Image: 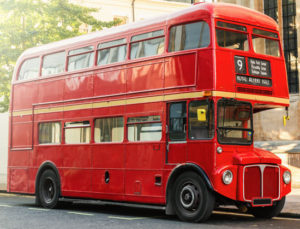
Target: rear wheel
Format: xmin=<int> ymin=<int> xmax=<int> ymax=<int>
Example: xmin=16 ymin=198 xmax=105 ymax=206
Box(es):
xmin=172 ymin=171 xmax=215 ymax=222
xmin=249 ymin=197 xmax=286 ymax=218
xmin=37 ymin=170 xmax=60 ymax=208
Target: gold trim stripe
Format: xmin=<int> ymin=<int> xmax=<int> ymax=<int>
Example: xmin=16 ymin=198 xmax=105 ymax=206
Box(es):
xmin=12 ymin=109 xmax=33 ymax=117
xmin=212 ymin=91 xmax=289 ymax=105
xmin=11 ymin=91 xmax=289 ymax=117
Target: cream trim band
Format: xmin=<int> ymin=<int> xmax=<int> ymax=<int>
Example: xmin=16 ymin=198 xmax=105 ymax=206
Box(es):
xmin=12 ymin=91 xmax=289 ymax=117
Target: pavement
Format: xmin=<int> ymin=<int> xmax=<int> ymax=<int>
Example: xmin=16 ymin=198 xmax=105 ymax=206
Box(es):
xmin=280 ymin=188 xmax=300 ymax=217
xmin=0 ymin=182 xmax=299 ymax=218
xmin=0 ymin=174 xmax=6 ymax=191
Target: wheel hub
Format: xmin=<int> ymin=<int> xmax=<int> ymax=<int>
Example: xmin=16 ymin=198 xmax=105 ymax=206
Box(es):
xmin=43 ymin=178 xmax=55 ymax=203
xmin=180 ymin=184 xmax=199 ymax=210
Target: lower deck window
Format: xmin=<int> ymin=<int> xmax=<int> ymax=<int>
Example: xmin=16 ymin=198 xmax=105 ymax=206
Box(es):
xmin=94 ymin=117 xmax=124 ymax=143
xmin=64 ymin=121 xmax=91 ymax=144
xmin=127 ymin=116 xmax=162 ymax=142
xmin=189 ymin=100 xmax=214 ymax=140
xmin=39 ymin=122 xmax=61 ymax=144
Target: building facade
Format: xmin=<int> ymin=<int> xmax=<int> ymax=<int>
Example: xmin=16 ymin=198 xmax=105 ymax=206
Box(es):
xmin=70 ymin=0 xmax=193 ymax=25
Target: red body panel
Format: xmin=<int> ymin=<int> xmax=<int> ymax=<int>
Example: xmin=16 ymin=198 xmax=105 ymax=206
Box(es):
xmin=8 ymin=3 xmax=291 ymax=209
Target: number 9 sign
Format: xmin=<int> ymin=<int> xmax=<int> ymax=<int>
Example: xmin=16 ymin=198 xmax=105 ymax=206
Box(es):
xmin=234 ymin=56 xmax=246 ymax=74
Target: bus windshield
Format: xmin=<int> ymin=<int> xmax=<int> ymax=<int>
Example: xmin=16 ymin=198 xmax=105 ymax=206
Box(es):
xmin=217 ymin=99 xmax=253 ymax=145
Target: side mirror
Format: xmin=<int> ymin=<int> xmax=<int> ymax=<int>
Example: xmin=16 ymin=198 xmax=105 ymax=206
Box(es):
xmin=197 ymin=109 xmax=207 ymax=122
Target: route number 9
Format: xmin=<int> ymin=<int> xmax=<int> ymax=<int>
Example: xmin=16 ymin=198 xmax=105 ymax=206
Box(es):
xmin=234 ymin=56 xmax=246 ymax=74
xmin=237 ymin=59 xmax=243 ymax=71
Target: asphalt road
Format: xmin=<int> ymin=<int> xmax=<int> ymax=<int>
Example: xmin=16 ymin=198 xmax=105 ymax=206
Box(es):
xmin=0 ymin=193 xmax=299 ymax=229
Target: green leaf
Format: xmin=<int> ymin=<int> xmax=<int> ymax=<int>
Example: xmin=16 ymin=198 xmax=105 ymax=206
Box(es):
xmin=0 ymin=0 xmax=118 ymax=112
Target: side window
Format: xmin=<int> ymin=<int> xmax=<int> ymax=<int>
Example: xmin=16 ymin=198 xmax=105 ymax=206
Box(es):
xmin=216 ymin=21 xmax=248 ymax=51
xmin=98 ymin=38 xmax=127 ymax=65
xmin=39 ymin=122 xmax=61 ymax=144
xmin=127 ymin=116 xmax=162 ymax=142
xmin=189 ymin=100 xmax=214 ymax=140
xmin=18 ymin=57 xmax=40 ymax=81
xmin=64 ymin=121 xmax=90 ymax=144
xmin=130 ymin=30 xmax=165 ymax=59
xmin=169 ymin=102 xmax=186 ymax=141
xmin=169 ymin=21 xmax=210 ymax=52
xmin=42 ymin=51 xmax=65 ymax=76
xmin=68 ymin=46 xmax=94 ymax=71
xmin=94 ymin=117 xmax=124 ymax=143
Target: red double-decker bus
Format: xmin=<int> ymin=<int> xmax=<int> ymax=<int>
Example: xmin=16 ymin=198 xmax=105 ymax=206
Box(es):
xmin=8 ymin=3 xmax=291 ymax=222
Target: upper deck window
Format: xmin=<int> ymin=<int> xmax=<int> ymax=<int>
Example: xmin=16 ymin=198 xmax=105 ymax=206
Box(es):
xmin=42 ymin=51 xmax=65 ymax=76
xmin=98 ymin=38 xmax=127 ymax=65
xmin=252 ymin=29 xmax=278 ymax=38
xmin=18 ymin=57 xmax=40 ymax=81
xmin=252 ymin=29 xmax=280 ymax=57
xmin=68 ymin=46 xmax=94 ymax=71
xmin=216 ymin=22 xmax=249 ymax=51
xmin=130 ymin=30 xmax=165 ymax=59
xmin=217 ymin=21 xmax=247 ymax=32
xmin=169 ymin=21 xmax=210 ymax=52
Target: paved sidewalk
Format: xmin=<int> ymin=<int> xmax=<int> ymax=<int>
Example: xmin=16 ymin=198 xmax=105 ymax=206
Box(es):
xmin=280 ymin=188 xmax=300 ymax=217
xmin=0 ymin=174 xmax=6 ymax=191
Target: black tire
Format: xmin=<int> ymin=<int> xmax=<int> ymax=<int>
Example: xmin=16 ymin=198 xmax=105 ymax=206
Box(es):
xmin=37 ymin=170 xmax=60 ymax=209
xmin=249 ymin=197 xmax=286 ymax=218
xmin=171 ymin=171 xmax=215 ymax=222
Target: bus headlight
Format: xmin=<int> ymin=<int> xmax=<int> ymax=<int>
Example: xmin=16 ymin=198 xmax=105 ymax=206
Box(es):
xmin=283 ymin=171 xmax=291 ymax=184
xmin=222 ymin=170 xmax=233 ymax=185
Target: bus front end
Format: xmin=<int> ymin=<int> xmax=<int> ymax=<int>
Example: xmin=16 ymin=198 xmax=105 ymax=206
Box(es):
xmin=211 ymin=6 xmax=291 ymax=217
xmin=212 ymin=98 xmax=291 ymax=217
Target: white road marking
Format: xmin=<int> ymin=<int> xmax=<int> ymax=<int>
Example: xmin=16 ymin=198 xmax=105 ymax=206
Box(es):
xmin=0 ymin=204 xmax=12 ymax=208
xmin=273 ymin=217 xmax=300 ymax=221
xmin=68 ymin=211 xmax=94 ymax=216
xmin=28 ymin=208 xmax=50 ymax=211
xmin=108 ymin=216 xmax=147 ymax=221
xmin=214 ymin=211 xmax=300 ymax=221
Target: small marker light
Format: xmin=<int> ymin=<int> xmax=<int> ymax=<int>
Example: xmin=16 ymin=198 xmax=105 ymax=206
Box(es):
xmin=217 ymin=146 xmax=223 ymax=154
xmin=203 ymin=91 xmax=212 ymax=97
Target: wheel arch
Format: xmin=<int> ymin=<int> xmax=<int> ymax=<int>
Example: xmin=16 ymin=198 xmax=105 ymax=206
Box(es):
xmin=35 ymin=161 xmax=61 ymax=198
xmin=165 ymin=163 xmax=214 ymax=215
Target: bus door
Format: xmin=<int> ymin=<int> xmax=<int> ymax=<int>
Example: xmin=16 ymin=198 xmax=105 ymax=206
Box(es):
xmin=166 ymin=102 xmax=187 ymax=164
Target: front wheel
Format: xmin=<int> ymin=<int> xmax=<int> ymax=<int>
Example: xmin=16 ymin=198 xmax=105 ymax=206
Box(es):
xmin=248 ymin=197 xmax=286 ymax=218
xmin=37 ymin=170 xmax=60 ymax=208
xmin=172 ymin=171 xmax=215 ymax=222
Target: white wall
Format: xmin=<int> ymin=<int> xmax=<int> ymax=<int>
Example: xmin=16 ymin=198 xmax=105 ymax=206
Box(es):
xmin=71 ymin=0 xmax=191 ymax=24
xmin=0 ymin=112 xmax=8 ymax=190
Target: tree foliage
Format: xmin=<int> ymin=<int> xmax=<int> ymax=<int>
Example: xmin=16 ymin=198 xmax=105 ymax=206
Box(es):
xmin=0 ymin=0 xmax=119 ymax=112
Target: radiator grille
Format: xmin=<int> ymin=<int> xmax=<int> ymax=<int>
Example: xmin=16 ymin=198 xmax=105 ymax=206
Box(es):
xmin=244 ymin=165 xmax=279 ymax=201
